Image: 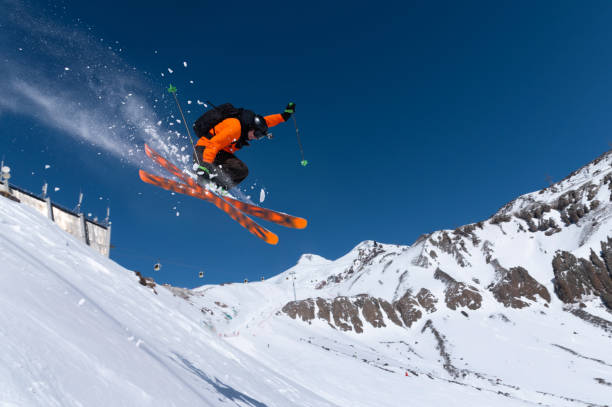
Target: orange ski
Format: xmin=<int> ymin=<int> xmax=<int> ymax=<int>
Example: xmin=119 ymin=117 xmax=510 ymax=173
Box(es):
xmin=143 ymin=144 xmax=307 ymax=229
xmin=139 ymin=170 xmax=279 ymax=245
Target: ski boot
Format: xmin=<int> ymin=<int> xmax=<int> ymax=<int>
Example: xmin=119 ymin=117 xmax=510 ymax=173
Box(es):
xmin=193 ymin=163 xmax=231 ymax=197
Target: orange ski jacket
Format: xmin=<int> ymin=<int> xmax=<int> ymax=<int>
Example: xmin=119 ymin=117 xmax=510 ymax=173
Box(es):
xmin=196 ymin=113 xmax=286 ymax=163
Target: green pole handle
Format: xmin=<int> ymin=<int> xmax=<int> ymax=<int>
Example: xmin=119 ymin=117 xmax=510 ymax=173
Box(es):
xmin=292 ymin=115 xmax=308 ymax=167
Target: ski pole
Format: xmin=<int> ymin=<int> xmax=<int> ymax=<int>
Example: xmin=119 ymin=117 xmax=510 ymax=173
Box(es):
xmin=292 ymin=114 xmax=308 ymax=166
xmin=167 ymin=84 xmax=202 ymax=166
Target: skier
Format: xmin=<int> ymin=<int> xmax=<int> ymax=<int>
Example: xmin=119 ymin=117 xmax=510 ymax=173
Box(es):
xmin=192 ymin=102 xmax=296 ymax=191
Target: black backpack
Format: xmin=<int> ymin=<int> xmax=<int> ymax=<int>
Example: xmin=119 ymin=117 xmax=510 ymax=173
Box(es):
xmin=193 ymin=103 xmax=244 ymax=139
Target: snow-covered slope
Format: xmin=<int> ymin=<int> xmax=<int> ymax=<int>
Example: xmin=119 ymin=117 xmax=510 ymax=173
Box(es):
xmin=0 ymin=198 xmax=333 ymax=406
xmin=1 ymin=150 xmax=611 ymax=407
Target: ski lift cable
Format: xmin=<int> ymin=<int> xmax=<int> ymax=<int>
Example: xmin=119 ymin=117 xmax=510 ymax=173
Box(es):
xmin=111 ymin=247 xmax=205 ymax=270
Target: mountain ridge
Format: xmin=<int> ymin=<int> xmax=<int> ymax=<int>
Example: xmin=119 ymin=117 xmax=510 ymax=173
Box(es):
xmin=269 ymin=150 xmax=612 ymax=333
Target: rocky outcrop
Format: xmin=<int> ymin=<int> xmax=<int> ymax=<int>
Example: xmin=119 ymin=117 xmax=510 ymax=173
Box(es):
xmin=331 ymin=297 xmax=364 ymax=332
xmin=453 ymin=223 xmax=482 ymax=247
xmin=429 ymin=232 xmax=472 ymax=267
xmin=355 ymin=296 xmax=386 ymax=328
xmin=514 ymin=204 xmax=562 ymax=235
xmin=434 ymin=268 xmax=482 ymax=310
xmin=379 ymin=299 xmax=404 ymax=326
xmin=316 ymin=298 xmax=331 ymax=322
xmin=282 ymin=289 xmax=437 ymax=332
xmin=552 ymin=240 xmax=612 ymax=309
xmin=134 ymin=271 xmax=157 ymax=293
xmin=284 ymin=296 xmax=367 ymax=332
xmin=490 ymin=214 xmax=512 ymax=225
xmin=553 ymin=183 xmax=600 ymax=226
xmin=283 ymin=298 xmax=316 ymax=322
xmin=416 ymin=288 xmax=438 ymax=313
xmin=488 ymin=261 xmax=551 ymax=308
xmin=393 ymin=291 xmax=422 ymax=327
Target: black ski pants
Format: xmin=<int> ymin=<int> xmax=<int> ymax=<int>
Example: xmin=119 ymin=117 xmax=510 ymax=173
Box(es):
xmin=194 ymin=145 xmax=248 ymax=189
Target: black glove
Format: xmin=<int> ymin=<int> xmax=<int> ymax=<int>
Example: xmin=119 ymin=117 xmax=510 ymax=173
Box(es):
xmin=281 ymin=102 xmax=296 ymax=121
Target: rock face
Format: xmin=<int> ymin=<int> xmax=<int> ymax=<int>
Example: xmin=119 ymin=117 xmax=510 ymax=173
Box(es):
xmin=134 ymin=271 xmax=156 ymax=291
xmin=434 ymin=269 xmax=482 ymax=310
xmin=282 ymin=289 xmax=438 ymax=332
xmin=416 ymin=288 xmax=438 ymax=313
xmin=428 ymin=232 xmax=471 ymax=267
xmin=553 ymin=183 xmax=599 ymax=226
xmin=282 ymin=298 xmax=316 ymax=322
xmin=330 ymin=297 xmax=364 ymax=332
xmin=488 ymin=261 xmax=551 ymax=308
xmin=552 ymin=239 xmax=612 ymax=309
xmin=283 ymin=269 xmax=487 ymax=331
xmin=393 ymin=291 xmax=422 ymax=327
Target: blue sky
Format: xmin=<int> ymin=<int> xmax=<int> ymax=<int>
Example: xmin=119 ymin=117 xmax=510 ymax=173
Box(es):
xmin=1 ymin=0 xmax=611 ymax=288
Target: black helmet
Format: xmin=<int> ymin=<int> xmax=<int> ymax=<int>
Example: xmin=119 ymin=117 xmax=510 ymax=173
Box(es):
xmin=252 ymin=115 xmax=270 ymax=139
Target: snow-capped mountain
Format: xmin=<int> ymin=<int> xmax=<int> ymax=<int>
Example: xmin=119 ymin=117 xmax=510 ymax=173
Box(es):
xmin=1 ymin=150 xmax=611 ymax=406
xmin=271 ymin=149 xmax=612 ymax=333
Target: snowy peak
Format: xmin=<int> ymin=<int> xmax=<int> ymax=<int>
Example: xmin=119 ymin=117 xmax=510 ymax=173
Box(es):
xmin=296 ymin=253 xmax=331 ymax=266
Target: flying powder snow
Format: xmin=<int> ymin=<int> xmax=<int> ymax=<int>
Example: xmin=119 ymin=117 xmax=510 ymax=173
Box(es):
xmin=0 ymin=0 xmax=193 ymax=172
